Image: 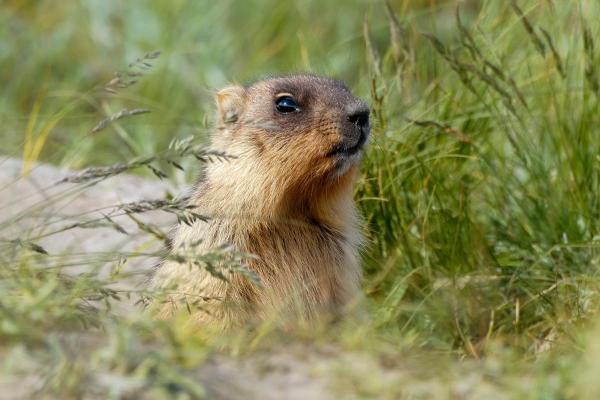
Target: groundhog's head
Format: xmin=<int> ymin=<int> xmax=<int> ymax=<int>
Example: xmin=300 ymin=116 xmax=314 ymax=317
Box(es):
xmin=213 ymin=75 xmax=369 ymax=181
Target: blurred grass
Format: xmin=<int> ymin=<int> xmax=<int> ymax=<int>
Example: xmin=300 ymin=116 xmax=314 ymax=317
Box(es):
xmin=1 ymin=0 xmax=479 ymax=168
xmin=2 ymin=0 xmax=600 ymax=398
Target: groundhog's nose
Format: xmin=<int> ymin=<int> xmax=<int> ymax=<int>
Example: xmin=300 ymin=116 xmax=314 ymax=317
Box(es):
xmin=328 ymin=101 xmax=370 ymax=158
xmin=346 ymin=105 xmax=370 ymax=130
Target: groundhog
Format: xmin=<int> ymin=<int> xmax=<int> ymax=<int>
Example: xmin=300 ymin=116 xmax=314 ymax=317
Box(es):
xmin=150 ymin=74 xmax=370 ymax=326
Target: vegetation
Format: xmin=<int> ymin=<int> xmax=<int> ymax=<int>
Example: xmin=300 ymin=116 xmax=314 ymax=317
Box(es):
xmin=1 ymin=0 xmax=600 ymax=398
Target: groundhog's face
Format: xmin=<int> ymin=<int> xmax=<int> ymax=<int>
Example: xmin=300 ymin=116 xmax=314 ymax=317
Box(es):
xmin=214 ymin=75 xmax=370 ymax=183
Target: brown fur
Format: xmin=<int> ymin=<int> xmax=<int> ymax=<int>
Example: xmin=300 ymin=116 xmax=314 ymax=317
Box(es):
xmin=150 ymin=74 xmax=369 ymax=326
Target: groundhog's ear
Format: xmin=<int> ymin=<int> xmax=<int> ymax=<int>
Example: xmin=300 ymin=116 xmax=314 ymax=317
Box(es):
xmin=216 ymin=85 xmax=246 ymax=125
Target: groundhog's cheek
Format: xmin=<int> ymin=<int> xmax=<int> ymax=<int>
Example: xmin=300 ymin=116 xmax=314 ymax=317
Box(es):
xmin=307 ymin=129 xmax=340 ymax=154
xmin=299 ymin=136 xmax=336 ymax=165
xmin=258 ymin=133 xmax=338 ymax=180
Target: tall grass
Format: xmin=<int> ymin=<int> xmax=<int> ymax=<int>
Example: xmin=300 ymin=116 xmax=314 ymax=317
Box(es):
xmin=358 ymin=0 xmax=600 ymax=352
xmin=1 ymin=0 xmax=600 ymax=398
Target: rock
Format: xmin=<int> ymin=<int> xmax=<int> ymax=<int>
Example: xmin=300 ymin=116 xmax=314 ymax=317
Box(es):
xmin=0 ymin=157 xmax=176 ymax=258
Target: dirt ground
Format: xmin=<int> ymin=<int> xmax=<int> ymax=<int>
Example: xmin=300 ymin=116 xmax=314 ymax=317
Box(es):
xmin=1 ymin=157 xmax=500 ymax=400
xmin=0 ymin=157 xmax=346 ymax=400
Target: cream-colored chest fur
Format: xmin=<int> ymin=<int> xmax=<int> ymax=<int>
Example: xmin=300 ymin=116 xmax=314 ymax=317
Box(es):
xmin=151 ymin=210 xmax=361 ymax=323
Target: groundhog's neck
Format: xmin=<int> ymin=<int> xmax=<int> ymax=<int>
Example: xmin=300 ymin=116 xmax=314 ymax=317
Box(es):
xmin=193 ymin=157 xmax=359 ymax=236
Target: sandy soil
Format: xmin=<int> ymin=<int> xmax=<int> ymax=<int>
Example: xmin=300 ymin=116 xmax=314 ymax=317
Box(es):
xmin=0 ymin=157 xmax=343 ymax=400
xmin=0 ymin=157 xmax=497 ymax=400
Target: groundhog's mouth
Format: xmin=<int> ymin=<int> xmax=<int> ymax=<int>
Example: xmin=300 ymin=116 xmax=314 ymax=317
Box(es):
xmin=327 ymin=130 xmax=368 ymax=158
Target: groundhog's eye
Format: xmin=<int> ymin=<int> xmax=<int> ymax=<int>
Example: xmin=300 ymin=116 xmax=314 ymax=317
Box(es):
xmin=275 ymin=96 xmax=299 ymax=113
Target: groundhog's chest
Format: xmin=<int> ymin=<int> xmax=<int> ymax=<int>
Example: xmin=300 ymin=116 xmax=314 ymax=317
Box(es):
xmin=199 ymin=219 xmax=359 ymax=306
xmin=166 ymin=214 xmax=361 ymax=315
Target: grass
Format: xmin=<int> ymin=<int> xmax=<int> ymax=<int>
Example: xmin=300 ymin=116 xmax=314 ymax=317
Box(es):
xmin=2 ymin=0 xmax=600 ymax=398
